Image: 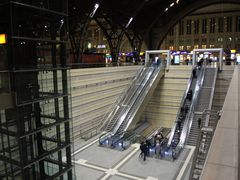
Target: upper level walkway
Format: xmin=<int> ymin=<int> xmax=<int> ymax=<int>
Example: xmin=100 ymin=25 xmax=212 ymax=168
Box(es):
xmin=201 ymin=65 xmax=239 ymax=180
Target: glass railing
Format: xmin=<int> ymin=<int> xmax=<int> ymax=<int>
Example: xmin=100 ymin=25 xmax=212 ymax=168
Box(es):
xmin=104 ymin=67 xmax=151 ymax=132
xmin=167 ymin=69 xmax=194 ymax=147
xmin=113 ymin=64 xmax=164 ymax=136
xmin=99 ymin=66 xmax=145 ymax=131
xmin=172 ymin=65 xmax=206 ymax=159
xmin=99 ymin=64 xmax=165 ymax=146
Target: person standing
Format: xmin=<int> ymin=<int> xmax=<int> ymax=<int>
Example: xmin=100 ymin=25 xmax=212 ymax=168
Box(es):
xmin=140 ymin=141 xmax=148 ymax=161
xmin=198 ymin=118 xmax=202 ymax=128
xmin=192 ymin=67 xmax=197 ymax=78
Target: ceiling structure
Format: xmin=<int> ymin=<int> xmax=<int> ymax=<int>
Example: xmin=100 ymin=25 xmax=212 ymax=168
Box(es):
xmin=68 ymin=0 xmax=240 ymax=61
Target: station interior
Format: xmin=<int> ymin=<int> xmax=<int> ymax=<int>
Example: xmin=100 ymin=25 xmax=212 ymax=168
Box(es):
xmin=0 ymin=0 xmax=239 ymax=180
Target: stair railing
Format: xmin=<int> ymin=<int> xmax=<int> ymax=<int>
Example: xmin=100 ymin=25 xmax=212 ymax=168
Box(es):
xmin=98 ymin=66 xmax=145 ymax=131
xmin=114 ymin=65 xmax=165 ymax=136
xmin=172 ymin=65 xmax=206 ymax=159
xmin=167 ymin=69 xmax=194 ymax=147
xmin=111 ymin=66 xmax=159 ymax=135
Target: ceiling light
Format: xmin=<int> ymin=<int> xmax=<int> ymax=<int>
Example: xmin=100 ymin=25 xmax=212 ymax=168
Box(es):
xmin=125 ymin=17 xmax=133 ymax=28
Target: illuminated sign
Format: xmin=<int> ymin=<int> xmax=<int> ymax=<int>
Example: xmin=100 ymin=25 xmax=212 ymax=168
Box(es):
xmin=0 ymin=34 xmax=6 ymax=44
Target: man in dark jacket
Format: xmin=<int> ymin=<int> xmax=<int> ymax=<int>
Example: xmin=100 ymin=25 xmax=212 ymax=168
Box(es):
xmin=140 ymin=141 xmax=148 ymax=161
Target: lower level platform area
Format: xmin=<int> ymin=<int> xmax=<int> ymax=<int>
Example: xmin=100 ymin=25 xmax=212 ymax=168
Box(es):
xmin=69 ymin=137 xmax=195 ymax=180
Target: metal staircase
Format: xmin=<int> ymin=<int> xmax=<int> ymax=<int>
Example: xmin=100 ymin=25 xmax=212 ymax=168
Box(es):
xmin=188 ymin=67 xmax=218 ymax=180
xmin=187 ymin=68 xmax=217 ymax=146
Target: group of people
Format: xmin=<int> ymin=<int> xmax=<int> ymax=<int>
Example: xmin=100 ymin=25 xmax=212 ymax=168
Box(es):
xmin=140 ymin=131 xmax=165 ymax=161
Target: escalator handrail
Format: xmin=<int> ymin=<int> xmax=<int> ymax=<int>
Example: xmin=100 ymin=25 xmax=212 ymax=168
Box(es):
xmin=108 ymin=67 xmax=155 ymax=134
xmin=178 ymin=65 xmax=207 ymax=148
xmin=101 ymin=66 xmax=146 ymax=131
xmin=105 ymin=67 xmax=152 ymax=132
xmin=99 ymin=131 xmax=111 ymax=144
xmin=115 ymin=65 xmax=165 ymax=136
xmin=99 ymin=66 xmax=146 ymax=130
xmin=167 ymin=68 xmax=194 ymax=147
xmin=111 ymin=66 xmax=159 ymax=135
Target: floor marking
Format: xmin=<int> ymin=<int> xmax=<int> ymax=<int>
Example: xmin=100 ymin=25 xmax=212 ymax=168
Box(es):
xmin=106 ymin=169 xmax=118 ymax=175
xmin=73 ymin=160 xmax=108 ymax=172
xmin=176 ymin=145 xmax=195 ymax=180
xmin=76 ymin=159 xmax=87 ymax=164
xmin=72 ymin=138 xmax=99 ymax=156
xmin=116 ymin=172 xmax=146 ymax=180
xmin=100 ymin=143 xmax=140 ymax=180
xmin=146 ymin=176 xmax=159 ymax=180
xmin=114 ymin=144 xmax=140 ymax=169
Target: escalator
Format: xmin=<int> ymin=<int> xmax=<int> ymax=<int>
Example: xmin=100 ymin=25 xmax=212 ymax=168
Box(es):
xmin=161 ymin=65 xmax=218 ymax=160
xmin=186 ymin=67 xmax=217 ymax=146
xmin=99 ymin=64 xmax=165 ymax=149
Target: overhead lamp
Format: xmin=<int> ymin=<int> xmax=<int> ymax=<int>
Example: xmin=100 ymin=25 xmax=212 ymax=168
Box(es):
xmin=176 ymin=0 xmax=180 ymax=4
xmin=165 ymin=8 xmax=169 ymax=12
xmin=125 ymin=17 xmax=133 ymax=28
xmin=170 ymin=3 xmax=174 ymax=7
xmin=90 ymin=3 xmax=100 ymax=18
xmin=58 ymin=19 xmax=64 ymax=31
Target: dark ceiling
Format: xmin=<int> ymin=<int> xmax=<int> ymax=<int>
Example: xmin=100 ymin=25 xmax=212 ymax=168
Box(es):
xmin=69 ymin=0 xmax=240 ymax=48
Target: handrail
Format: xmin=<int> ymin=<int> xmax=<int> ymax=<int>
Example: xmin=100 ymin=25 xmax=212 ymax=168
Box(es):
xmin=172 ymin=65 xmax=206 ymax=158
xmin=111 ymin=66 xmax=158 ymax=135
xmin=99 ymin=131 xmax=112 ymax=145
xmin=98 ymin=66 xmax=145 ymax=131
xmin=204 ymin=68 xmax=218 ymax=127
xmin=108 ymin=67 xmax=153 ymax=134
xmin=189 ymin=68 xmax=218 ymax=179
xmin=181 ymin=65 xmax=206 ymax=146
xmin=115 ymin=65 xmax=165 ymax=136
xmin=167 ymin=68 xmax=194 ymax=147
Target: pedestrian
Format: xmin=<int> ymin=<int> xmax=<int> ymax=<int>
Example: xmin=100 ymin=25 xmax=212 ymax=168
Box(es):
xmin=184 ymin=105 xmax=189 ymax=114
xmin=192 ymin=67 xmax=197 ymax=78
xmin=155 ymin=139 xmax=161 ymax=159
xmin=177 ymin=120 xmax=182 ymax=131
xmin=140 ymin=141 xmax=148 ymax=161
xmin=198 ymin=118 xmax=202 ymax=128
xmin=187 ymin=89 xmax=193 ymax=101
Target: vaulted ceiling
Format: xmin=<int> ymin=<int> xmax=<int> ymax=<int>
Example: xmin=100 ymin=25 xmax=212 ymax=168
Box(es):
xmin=69 ymin=0 xmax=240 ymax=49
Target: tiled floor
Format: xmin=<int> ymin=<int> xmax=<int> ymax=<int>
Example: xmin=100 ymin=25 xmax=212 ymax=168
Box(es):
xmin=71 ymin=137 xmax=194 ymax=180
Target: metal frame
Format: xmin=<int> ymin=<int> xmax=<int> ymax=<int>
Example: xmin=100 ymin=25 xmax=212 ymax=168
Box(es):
xmin=192 ymin=48 xmax=223 ymax=71
xmin=0 ymin=1 xmax=73 ymax=179
xmin=145 ymin=50 xmax=171 ymax=70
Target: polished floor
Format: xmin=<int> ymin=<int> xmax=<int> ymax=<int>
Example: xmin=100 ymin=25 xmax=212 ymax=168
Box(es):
xmin=69 ymin=136 xmax=195 ymax=180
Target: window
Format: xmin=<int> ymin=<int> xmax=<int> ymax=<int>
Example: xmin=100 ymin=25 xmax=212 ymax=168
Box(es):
xmin=186 ymin=20 xmax=191 ymax=34
xmin=210 ymin=45 xmax=214 ymax=48
xmin=186 ymin=46 xmax=191 ymax=50
xmin=217 ymin=38 xmax=223 ymax=42
xmin=218 ymin=17 xmax=224 ymax=33
xmin=194 ymin=45 xmax=199 ymax=49
xmin=179 ymin=46 xmax=184 ymax=50
xmin=169 ymin=40 xmax=174 ymax=44
xmin=236 ymin=16 xmax=240 ymax=32
xmin=202 ymin=18 xmax=207 ymax=33
xmin=226 ymin=17 xmax=232 ymax=32
xmin=169 ymin=46 xmax=174 ymax=50
xmin=179 ymin=21 xmax=184 ymax=35
xmin=202 ymin=38 xmax=207 ymax=43
xmin=210 ymin=18 xmax=215 ymax=33
xmin=202 ymin=45 xmax=207 ymax=49
xmin=194 ymin=19 xmax=199 ymax=34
